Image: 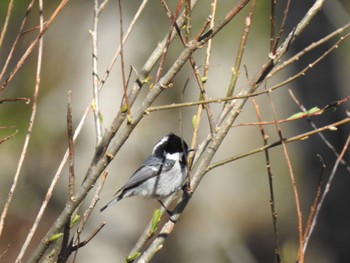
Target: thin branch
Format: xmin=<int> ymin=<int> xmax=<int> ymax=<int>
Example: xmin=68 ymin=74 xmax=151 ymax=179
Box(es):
xmin=10 ymin=0 xmax=44 ymax=261
xmin=71 ymin=223 xmax=106 ymax=252
xmin=268 ymin=33 xmax=350 ymax=91
xmin=72 ymin=171 xmax=108 ymax=261
xmin=90 ymin=0 xmax=104 ymax=144
xmin=0 ymin=245 xmax=10 ymax=259
xmin=267 ymin=22 xmax=350 ymax=79
xmin=216 ymin=0 xmax=256 ymax=134
xmin=204 ymin=1 xmax=216 ymax=78
xmin=208 ymin=117 xmax=350 ymax=171
xmin=269 ymin=0 xmax=276 ymax=52
xmin=23 ymin=97 xmax=93 ymax=263
xmin=184 ymin=0 xmax=192 ymax=42
xmin=188 ymin=0 xmax=217 ymax=173
xmin=155 ymin=0 xmax=183 ymax=84
xmin=146 ymin=91 xmax=268 ymax=112
xmin=252 ymin=98 xmax=281 ymax=263
xmin=118 ymin=0 xmax=131 ymax=117
xmin=169 ymin=11 xmax=216 ymax=135
xmin=273 ymin=0 xmax=326 ymax=63
xmin=266 ymin=92 xmax=303 ymax=262
xmin=187 ymin=46 xmax=216 ymax=135
xmin=76 ymin=170 xmax=108 ymax=237
xmin=20 ymin=21 xmax=49 ymax=35
xmin=0 ymin=0 xmax=35 ymax=83
xmin=0 ymin=0 xmax=14 ymax=49
xmin=0 ymin=130 xmax=18 ymax=145
xmin=289 ymin=90 xmax=350 ymax=173
xmin=302 ymin=155 xmax=325 ymax=247
xmin=300 ymin=134 xmax=350 ymax=258
xmin=226 ymin=0 xmax=256 ymax=97
xmin=251 ymin=0 xmax=326 ymax=88
xmin=147 ymin=91 xmax=349 ymax=114
xmin=67 ymin=91 xmax=75 ymax=200
xmin=0 ymin=97 xmax=30 ymax=104
xmin=1 ymin=0 xmax=69 ymax=89
xmin=97 ymin=0 xmax=148 ymax=90
xmin=271 ymin=0 xmax=291 ymax=53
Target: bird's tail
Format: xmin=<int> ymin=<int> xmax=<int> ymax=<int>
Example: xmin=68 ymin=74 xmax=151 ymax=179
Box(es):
xmin=99 ymin=195 xmax=122 ymax=212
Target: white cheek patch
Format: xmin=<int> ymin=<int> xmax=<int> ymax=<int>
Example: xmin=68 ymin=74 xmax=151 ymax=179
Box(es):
xmin=165 ymin=152 xmax=182 ymax=161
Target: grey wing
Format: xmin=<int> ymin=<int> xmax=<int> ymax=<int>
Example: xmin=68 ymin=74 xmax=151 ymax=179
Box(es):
xmin=99 ymin=158 xmax=175 ymax=212
xmin=116 ymin=157 xmax=175 ymax=193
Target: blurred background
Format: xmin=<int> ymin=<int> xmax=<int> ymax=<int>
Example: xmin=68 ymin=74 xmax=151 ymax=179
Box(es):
xmin=0 ymin=1 xmax=350 ymax=262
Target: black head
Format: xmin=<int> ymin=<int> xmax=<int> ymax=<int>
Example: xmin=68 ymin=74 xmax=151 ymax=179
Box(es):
xmin=152 ymin=133 xmax=189 ymax=157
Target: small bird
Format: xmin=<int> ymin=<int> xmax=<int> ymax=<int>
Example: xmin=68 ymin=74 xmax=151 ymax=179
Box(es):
xmin=100 ymin=133 xmax=193 ymax=215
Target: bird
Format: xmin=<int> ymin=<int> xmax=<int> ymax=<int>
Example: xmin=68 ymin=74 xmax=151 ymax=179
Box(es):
xmin=99 ymin=133 xmax=193 ymax=216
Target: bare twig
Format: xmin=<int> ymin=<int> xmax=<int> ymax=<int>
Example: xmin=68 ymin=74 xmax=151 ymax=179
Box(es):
xmin=302 ymin=155 xmax=325 ymax=247
xmin=0 ymin=130 xmax=18 ymax=145
xmin=0 ymin=0 xmax=14 ymax=49
xmin=266 ymin=92 xmax=303 ymax=262
xmin=188 ymin=0 xmax=217 ymax=172
xmin=273 ymin=0 xmax=326 ymax=63
xmin=184 ymin=0 xmax=192 ymax=42
xmin=90 ymin=0 xmax=106 ymax=144
xmin=267 ymin=22 xmax=350 ymax=79
xmin=289 ymin=90 xmax=350 ymax=173
xmin=173 ymin=11 xmax=217 ymax=135
xmin=55 ymin=95 xmax=77 ymax=260
xmin=1 ymin=0 xmax=69 ymax=89
xmin=271 ymin=0 xmax=291 ymax=53
xmin=118 ymin=0 xmax=131 ymax=117
xmin=226 ymin=0 xmax=256 ymax=97
xmin=67 ymin=91 xmax=75 ymax=200
xmin=208 ymin=117 xmax=350 ymax=171
xmin=0 ymin=0 xmax=35 ymax=83
xmin=97 ymin=0 xmax=148 ymax=90
xmin=76 ymin=170 xmax=108 ymax=237
xmin=269 ymin=0 xmax=276 ymax=52
xmin=252 ymin=98 xmax=281 ymax=263
xmin=268 ymin=33 xmax=350 ymax=91
xmin=0 ymin=97 xmax=30 ymax=104
xmin=20 ymin=21 xmax=49 ymax=35
xmin=0 ymin=244 xmax=10 ymax=259
xmin=251 ymin=0 xmax=326 ymax=88
xmin=147 ymin=92 xmax=349 ymax=114
xmin=301 ymin=134 xmax=350 ymax=258
xmin=72 ymin=171 xmax=108 ymax=261
xmin=156 ymin=0 xmax=183 ymax=83
xmin=10 ymin=0 xmax=44 ymax=261
xmin=71 ymin=223 xmax=106 ymax=252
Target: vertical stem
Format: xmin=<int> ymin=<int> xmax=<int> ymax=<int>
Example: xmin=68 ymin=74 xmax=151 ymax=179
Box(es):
xmin=13 ymin=0 xmax=44 ymax=261
xmin=92 ymin=0 xmax=103 ymax=144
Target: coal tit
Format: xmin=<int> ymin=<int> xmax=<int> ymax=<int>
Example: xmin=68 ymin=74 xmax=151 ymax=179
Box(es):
xmin=100 ymin=133 xmax=193 ymax=215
